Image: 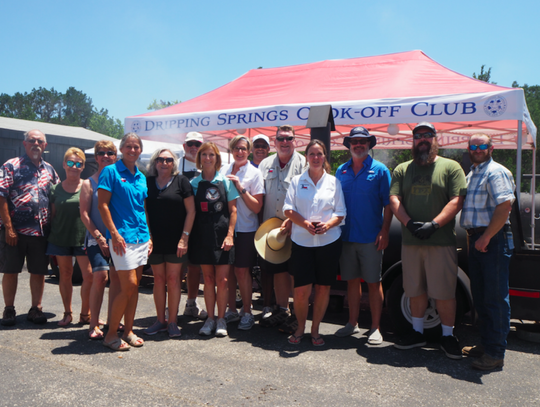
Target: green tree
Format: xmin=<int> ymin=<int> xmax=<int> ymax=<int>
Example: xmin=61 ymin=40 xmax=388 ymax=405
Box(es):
xmin=147 ymin=99 xmax=180 ymax=111
xmin=88 ymin=108 xmax=124 ymax=139
xmin=473 ymin=65 xmax=497 ymax=84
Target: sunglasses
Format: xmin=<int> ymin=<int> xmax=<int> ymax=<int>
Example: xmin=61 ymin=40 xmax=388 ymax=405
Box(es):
xmin=276 ymin=136 xmax=294 ymax=142
xmin=186 ymin=141 xmax=202 ymax=148
xmin=253 ymin=144 xmax=268 ymax=149
xmin=233 ymin=147 xmax=248 ymax=152
xmin=96 ymin=151 xmax=116 ymax=157
xmin=26 ymin=138 xmax=45 ymax=145
xmin=157 ymin=157 xmax=174 ymax=164
xmin=349 ymin=138 xmax=370 ymax=145
xmin=66 ymin=160 xmax=83 ymax=168
xmin=413 ymin=132 xmax=436 ymax=140
xmin=469 ymin=144 xmax=490 ymax=151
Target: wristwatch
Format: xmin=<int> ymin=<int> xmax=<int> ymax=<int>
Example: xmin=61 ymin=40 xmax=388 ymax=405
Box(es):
xmin=241 ymin=188 xmax=247 ymax=194
xmin=183 ymin=231 xmax=190 ymax=236
xmin=432 ymin=221 xmax=440 ymax=229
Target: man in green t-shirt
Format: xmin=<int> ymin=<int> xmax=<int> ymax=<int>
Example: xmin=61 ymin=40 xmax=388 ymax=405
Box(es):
xmin=389 ymin=122 xmax=467 ymax=360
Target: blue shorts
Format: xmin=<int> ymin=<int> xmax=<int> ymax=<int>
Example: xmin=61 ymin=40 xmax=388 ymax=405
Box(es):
xmin=86 ymin=244 xmax=111 ymax=272
xmin=46 ymin=242 xmax=86 ymax=257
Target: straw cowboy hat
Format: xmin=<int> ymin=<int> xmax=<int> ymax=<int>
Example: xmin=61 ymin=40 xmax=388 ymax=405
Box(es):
xmin=254 ymin=217 xmax=292 ymax=264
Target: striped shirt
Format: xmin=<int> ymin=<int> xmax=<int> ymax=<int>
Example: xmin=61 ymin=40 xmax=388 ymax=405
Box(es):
xmin=0 ymin=154 xmax=59 ymax=236
xmin=460 ymin=158 xmax=515 ymax=229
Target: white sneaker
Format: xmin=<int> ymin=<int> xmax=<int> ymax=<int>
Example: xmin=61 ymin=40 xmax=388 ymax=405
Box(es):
xmin=199 ymin=318 xmax=216 ymax=336
xmin=215 ymin=318 xmax=228 ymax=337
xmin=367 ymin=328 xmax=383 ymax=345
xmin=334 ymin=323 xmax=361 ymax=337
xmin=238 ymin=313 xmax=255 ymax=331
xmin=261 ymin=306 xmax=273 ymax=320
xmin=224 ymin=309 xmax=240 ymax=324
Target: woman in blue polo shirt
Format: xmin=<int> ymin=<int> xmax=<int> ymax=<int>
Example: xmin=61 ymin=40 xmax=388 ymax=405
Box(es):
xmin=98 ymin=133 xmax=151 ymax=351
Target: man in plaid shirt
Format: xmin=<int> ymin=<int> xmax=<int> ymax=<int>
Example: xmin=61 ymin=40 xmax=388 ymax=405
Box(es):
xmin=0 ymin=129 xmax=59 ymax=326
xmin=460 ymin=133 xmax=515 ymax=371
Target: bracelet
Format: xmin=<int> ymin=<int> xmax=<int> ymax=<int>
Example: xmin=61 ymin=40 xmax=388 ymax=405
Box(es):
xmin=95 ymin=233 xmax=102 ymax=240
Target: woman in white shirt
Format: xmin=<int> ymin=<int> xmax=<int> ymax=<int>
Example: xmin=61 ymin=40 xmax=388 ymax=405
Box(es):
xmin=283 ymin=139 xmax=346 ymax=346
xmin=220 ymin=135 xmax=265 ymax=330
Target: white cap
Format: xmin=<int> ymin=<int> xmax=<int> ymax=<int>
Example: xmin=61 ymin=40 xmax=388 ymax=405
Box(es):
xmin=185 ymin=132 xmax=203 ymax=143
xmin=252 ymin=134 xmax=270 ymax=146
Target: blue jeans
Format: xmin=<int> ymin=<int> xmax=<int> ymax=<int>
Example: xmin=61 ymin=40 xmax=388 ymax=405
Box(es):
xmin=468 ymin=225 xmax=513 ymax=359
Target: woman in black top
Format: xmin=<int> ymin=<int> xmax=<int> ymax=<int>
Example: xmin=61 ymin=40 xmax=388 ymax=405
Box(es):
xmin=145 ymin=149 xmax=195 ymax=338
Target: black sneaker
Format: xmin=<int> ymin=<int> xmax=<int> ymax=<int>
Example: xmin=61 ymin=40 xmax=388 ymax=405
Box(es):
xmin=393 ymin=330 xmax=426 ymax=350
xmin=278 ymin=313 xmax=298 ymax=334
xmin=259 ymin=307 xmax=290 ymax=328
xmin=1 ymin=306 xmax=16 ymax=326
xmin=440 ymin=335 xmax=462 ymax=359
xmin=27 ymin=306 xmax=47 ymax=324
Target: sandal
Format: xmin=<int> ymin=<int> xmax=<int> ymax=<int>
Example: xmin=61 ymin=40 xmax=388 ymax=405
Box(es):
xmin=58 ymin=312 xmax=72 ymax=327
xmin=288 ymin=334 xmax=304 ymax=345
xmin=79 ymin=313 xmax=91 ymax=325
xmin=311 ymin=335 xmax=325 ymax=347
xmin=123 ymin=333 xmax=144 ymax=347
xmin=103 ymin=337 xmax=130 ymax=351
xmin=89 ymin=326 xmax=104 ymax=340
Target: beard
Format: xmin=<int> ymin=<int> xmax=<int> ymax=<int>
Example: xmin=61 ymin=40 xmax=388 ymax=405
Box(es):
xmin=351 ymin=148 xmax=369 ymax=160
xmin=412 ymin=139 xmax=438 ymax=166
xmin=469 ymin=149 xmax=492 ymax=164
xmin=30 ymin=147 xmax=42 ymax=160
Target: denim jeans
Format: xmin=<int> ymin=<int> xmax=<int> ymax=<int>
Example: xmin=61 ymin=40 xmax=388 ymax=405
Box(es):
xmin=468 ymin=225 xmax=513 ymax=359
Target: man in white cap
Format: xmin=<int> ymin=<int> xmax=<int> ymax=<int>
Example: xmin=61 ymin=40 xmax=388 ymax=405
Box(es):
xmin=258 ymin=125 xmax=305 ymax=331
xmin=251 ymin=134 xmax=270 ymax=168
xmin=181 ymin=132 xmax=207 ymax=319
xmin=334 ymin=127 xmax=392 ymax=345
xmin=389 ymin=122 xmax=467 ymax=360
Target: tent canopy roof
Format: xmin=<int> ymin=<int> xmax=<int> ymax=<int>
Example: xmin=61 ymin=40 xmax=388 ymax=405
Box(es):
xmin=126 ymin=50 xmax=536 ymax=151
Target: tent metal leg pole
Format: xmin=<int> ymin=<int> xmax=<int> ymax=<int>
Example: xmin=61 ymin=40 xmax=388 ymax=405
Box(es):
xmin=531 ymin=146 xmax=536 ymax=250
xmin=516 ymin=120 xmax=523 ymax=202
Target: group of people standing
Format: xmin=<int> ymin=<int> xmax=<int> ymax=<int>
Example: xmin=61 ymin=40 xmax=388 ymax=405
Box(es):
xmin=0 ymin=123 xmax=515 ymax=371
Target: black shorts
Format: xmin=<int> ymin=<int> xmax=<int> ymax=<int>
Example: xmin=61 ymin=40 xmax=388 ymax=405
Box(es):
xmin=233 ymin=231 xmax=257 ymax=268
xmin=0 ymin=229 xmax=49 ymax=275
xmin=289 ymin=239 xmax=342 ymax=288
xmin=259 ymin=257 xmax=290 ymax=275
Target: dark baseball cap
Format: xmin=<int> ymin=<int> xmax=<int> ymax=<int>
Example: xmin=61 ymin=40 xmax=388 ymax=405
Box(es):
xmin=413 ymin=122 xmax=436 ymax=135
xmin=343 ymin=126 xmax=376 ymax=149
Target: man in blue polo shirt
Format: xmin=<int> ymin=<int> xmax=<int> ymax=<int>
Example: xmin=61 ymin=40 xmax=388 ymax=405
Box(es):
xmin=334 ymin=127 xmax=392 ymax=345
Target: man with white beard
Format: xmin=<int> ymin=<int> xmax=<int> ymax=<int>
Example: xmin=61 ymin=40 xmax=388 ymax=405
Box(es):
xmin=389 ymin=122 xmax=467 ymax=360
xmin=0 ymin=130 xmax=59 ymax=326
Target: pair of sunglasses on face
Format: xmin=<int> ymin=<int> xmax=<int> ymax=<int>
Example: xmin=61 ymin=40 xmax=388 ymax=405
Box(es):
xmin=96 ymin=151 xmax=116 ymax=157
xmin=66 ymin=160 xmax=83 ymax=168
xmin=349 ymin=138 xmax=370 ymax=145
xmin=276 ymin=136 xmax=294 ymax=142
xmin=26 ymin=138 xmax=45 ymax=145
xmin=186 ymin=141 xmax=202 ymax=148
xmin=413 ymin=132 xmax=436 ymax=140
xmin=469 ymin=144 xmax=490 ymax=151
xmin=157 ymin=157 xmax=174 ymax=164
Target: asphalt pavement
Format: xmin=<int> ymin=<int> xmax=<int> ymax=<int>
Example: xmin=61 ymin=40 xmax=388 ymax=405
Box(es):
xmin=0 ymin=269 xmax=539 ymax=406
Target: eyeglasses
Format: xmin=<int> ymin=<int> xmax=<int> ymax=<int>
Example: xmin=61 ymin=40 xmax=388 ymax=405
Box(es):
xmin=66 ymin=160 xmax=83 ymax=168
xmin=26 ymin=138 xmax=45 ymax=145
xmin=469 ymin=144 xmax=490 ymax=151
xmin=413 ymin=132 xmax=436 ymax=140
xmin=253 ymin=144 xmax=268 ymax=149
xmin=96 ymin=151 xmax=116 ymax=157
xmin=349 ymin=138 xmax=370 ymax=145
xmin=157 ymin=157 xmax=174 ymax=164
xmin=233 ymin=147 xmax=248 ymax=152
xmin=276 ymin=136 xmax=294 ymax=142
xmin=186 ymin=141 xmax=202 ymax=148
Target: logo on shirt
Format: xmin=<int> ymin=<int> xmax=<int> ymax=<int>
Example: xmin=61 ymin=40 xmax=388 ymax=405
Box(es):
xmin=121 ymin=178 xmax=127 ymax=183
xmin=411 ymin=175 xmax=432 ymax=196
xmin=268 ymin=169 xmax=274 ymax=173
xmin=341 ymin=169 xmax=347 ymax=174
xmin=214 ymin=202 xmax=224 ymax=212
xmin=206 ymin=187 xmax=221 ymax=201
xmin=300 ymin=184 xmax=309 ymax=189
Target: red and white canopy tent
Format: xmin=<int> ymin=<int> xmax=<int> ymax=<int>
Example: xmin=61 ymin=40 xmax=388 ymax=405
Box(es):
xmin=125 ymin=50 xmax=537 ymax=193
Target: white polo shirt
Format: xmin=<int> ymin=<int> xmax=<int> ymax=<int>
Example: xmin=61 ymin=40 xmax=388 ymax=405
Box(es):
xmin=220 ymin=162 xmax=265 ymax=233
xmin=283 ymin=170 xmax=346 ymax=247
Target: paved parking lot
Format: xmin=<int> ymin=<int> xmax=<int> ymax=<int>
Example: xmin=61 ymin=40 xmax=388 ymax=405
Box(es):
xmin=0 ymin=270 xmax=539 ymax=406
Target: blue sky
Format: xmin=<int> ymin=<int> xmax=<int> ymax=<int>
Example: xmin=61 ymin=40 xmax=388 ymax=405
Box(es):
xmin=2 ymin=0 xmax=538 ymax=124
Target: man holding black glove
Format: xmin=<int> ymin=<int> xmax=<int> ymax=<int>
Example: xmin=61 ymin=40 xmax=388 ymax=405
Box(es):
xmin=389 ymin=122 xmax=467 ymax=359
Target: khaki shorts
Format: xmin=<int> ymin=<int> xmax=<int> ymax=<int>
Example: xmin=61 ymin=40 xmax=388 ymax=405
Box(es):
xmin=339 ymin=241 xmax=382 ymax=283
xmin=401 ymin=245 xmax=458 ymax=300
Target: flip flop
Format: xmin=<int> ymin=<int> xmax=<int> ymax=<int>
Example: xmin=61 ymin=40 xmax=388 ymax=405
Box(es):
xmin=311 ymin=335 xmax=325 ymax=347
xmin=103 ymin=337 xmax=130 ymax=351
xmin=89 ymin=326 xmax=104 ymax=340
xmin=288 ymin=334 xmax=304 ymax=345
xmin=123 ymin=333 xmax=144 ymax=347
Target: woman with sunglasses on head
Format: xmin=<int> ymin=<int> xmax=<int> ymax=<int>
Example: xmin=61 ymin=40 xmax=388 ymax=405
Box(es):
xmin=47 ymin=148 xmax=94 ymax=327
xmin=80 ymin=141 xmax=121 ymax=339
xmin=190 ymin=142 xmax=239 ymax=337
xmin=220 ymin=135 xmax=264 ymax=330
xmin=98 ymin=133 xmax=151 ymax=351
xmin=283 ymin=139 xmax=346 ymax=346
xmin=144 ymin=149 xmax=195 ymax=338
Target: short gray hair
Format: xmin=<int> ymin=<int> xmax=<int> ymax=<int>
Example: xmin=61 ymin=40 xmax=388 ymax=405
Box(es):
xmin=147 ymin=149 xmax=179 ymax=176
xmin=119 ymin=132 xmax=143 ymax=151
xmin=24 ymin=129 xmax=47 ymax=143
